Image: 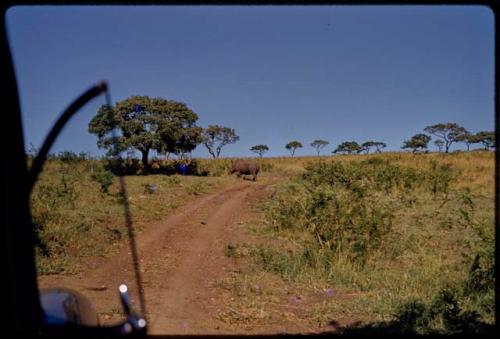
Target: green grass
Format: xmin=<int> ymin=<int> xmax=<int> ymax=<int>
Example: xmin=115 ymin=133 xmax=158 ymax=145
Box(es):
xmin=31 ymin=159 xmax=231 ymax=274
xmin=213 ymin=151 xmax=495 ymax=333
xmin=31 ymin=152 xmax=495 ymax=333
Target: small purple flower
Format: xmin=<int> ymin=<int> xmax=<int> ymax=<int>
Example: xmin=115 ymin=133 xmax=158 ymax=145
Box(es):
xmin=290 ymin=296 xmax=302 ymax=304
xmin=326 ymin=288 xmax=334 ymax=297
xmin=182 ymin=321 xmax=189 ymax=330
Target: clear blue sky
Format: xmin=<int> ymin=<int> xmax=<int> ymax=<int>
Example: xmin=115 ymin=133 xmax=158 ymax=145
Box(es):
xmin=6 ymin=5 xmax=494 ymax=158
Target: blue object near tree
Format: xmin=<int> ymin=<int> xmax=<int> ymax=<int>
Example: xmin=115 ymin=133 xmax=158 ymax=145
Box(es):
xmin=177 ymin=164 xmax=189 ymax=175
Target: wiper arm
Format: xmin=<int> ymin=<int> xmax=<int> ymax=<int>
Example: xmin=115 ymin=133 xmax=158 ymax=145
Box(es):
xmin=27 ymin=81 xmax=107 ymax=194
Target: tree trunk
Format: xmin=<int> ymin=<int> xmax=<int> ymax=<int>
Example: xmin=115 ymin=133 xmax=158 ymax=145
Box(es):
xmin=204 ymin=146 xmax=216 ymax=158
xmin=141 ymin=149 xmax=150 ymax=173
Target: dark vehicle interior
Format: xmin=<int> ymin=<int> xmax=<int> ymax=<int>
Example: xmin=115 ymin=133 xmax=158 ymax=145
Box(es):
xmin=2 ymin=4 xmax=149 ymax=336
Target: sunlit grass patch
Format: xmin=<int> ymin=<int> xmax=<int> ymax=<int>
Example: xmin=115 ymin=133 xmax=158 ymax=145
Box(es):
xmin=221 ymin=151 xmax=494 ymax=332
xmin=31 ymin=160 xmax=229 ymax=274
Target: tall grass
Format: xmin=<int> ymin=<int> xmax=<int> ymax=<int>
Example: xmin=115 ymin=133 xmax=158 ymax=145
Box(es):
xmin=30 ymin=159 xmax=228 ymax=274
xmin=256 ymin=151 xmax=494 ymax=332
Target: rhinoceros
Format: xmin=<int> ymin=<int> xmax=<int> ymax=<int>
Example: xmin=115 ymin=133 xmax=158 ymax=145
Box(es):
xmin=230 ymin=160 xmax=260 ymax=181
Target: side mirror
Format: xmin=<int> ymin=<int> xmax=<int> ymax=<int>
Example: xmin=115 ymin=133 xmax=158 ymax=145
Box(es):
xmin=40 ymin=284 xmax=147 ymax=336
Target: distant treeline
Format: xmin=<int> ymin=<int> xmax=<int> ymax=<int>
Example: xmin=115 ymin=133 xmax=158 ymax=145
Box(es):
xmin=277 ymin=123 xmax=495 ymax=157
xmin=26 ymin=94 xmax=495 ymax=166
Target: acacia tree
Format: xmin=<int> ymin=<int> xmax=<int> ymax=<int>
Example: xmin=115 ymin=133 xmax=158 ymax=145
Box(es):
xmin=424 ymin=123 xmax=467 ymax=153
xmin=202 ymin=125 xmax=239 ymax=158
xmin=333 ymin=141 xmax=362 ymax=154
xmin=285 ymin=141 xmax=303 ymax=157
xmin=475 ymin=131 xmax=495 ymax=150
xmin=434 ymin=139 xmax=445 ymax=152
xmin=454 ymin=130 xmax=474 ymax=151
xmin=402 ymin=133 xmax=431 ymax=153
xmin=361 ymin=141 xmax=386 ymax=154
xmin=310 ymin=139 xmax=329 ymax=156
xmin=250 ymin=144 xmax=269 ymax=158
xmin=88 ymin=96 xmax=202 ymax=172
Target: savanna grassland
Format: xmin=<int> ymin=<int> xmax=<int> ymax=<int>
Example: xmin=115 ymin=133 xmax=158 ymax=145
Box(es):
xmin=214 ymin=151 xmax=495 ymax=334
xmin=30 ymin=157 xmax=235 ymax=274
xmin=31 ymin=151 xmax=495 ymax=334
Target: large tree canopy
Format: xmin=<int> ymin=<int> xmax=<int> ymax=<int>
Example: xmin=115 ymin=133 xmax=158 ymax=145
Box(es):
xmin=333 ymin=141 xmax=362 ymax=154
xmin=361 ymin=141 xmax=386 ymax=153
xmin=454 ymin=130 xmax=473 ymax=151
xmin=402 ymin=133 xmax=431 ymax=153
xmin=285 ymin=141 xmax=303 ymax=157
xmin=474 ymin=131 xmax=495 ymax=150
xmin=88 ymin=95 xmax=202 ymax=171
xmin=250 ymin=144 xmax=269 ymax=158
xmin=202 ymin=125 xmax=240 ymax=158
xmin=424 ymin=123 xmax=467 ymax=153
xmin=310 ymin=139 xmax=329 ymax=156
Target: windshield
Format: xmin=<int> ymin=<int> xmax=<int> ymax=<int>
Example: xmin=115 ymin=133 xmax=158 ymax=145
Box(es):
xmin=6 ymin=5 xmax=495 ymax=335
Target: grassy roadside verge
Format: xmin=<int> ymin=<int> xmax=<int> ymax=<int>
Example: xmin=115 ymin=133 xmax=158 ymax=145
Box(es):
xmin=213 ymin=151 xmax=494 ymax=334
xmin=31 ymin=159 xmax=232 ymax=275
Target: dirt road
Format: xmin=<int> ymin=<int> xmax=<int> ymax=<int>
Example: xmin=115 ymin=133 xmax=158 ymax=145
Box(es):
xmin=39 ymin=179 xmax=274 ymax=334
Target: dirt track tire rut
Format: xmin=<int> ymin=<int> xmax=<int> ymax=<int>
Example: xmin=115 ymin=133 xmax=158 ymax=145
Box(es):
xmin=39 ymin=180 xmax=270 ymax=334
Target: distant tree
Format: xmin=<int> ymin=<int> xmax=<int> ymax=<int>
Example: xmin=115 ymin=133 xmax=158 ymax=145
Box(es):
xmin=285 ymin=141 xmax=303 ymax=157
xmin=424 ymin=123 xmax=467 ymax=153
xmin=250 ymin=144 xmax=269 ymax=158
xmin=453 ymin=130 xmax=474 ymax=151
xmin=361 ymin=141 xmax=387 ymax=154
xmin=333 ymin=141 xmax=362 ymax=154
xmin=474 ymin=131 xmax=495 ymax=150
xmin=434 ymin=139 xmax=445 ymax=152
xmin=402 ymin=133 xmax=431 ymax=153
xmin=202 ymin=125 xmax=240 ymax=158
xmin=310 ymin=139 xmax=329 ymax=156
xmin=89 ymin=95 xmax=202 ymax=172
xmin=373 ymin=141 xmax=387 ymax=153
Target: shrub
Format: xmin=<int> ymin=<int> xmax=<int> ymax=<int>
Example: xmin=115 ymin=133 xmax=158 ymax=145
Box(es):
xmin=47 ymin=150 xmax=89 ymax=162
xmin=268 ymin=161 xmax=397 ymax=264
xmin=195 ymin=158 xmax=232 ymax=176
xmin=31 ymin=172 xmax=79 ymax=262
xmin=259 ymin=160 xmax=275 ymax=172
xmin=462 ymin=220 xmax=495 ymax=298
xmin=90 ymin=167 xmax=114 ymax=194
xmin=267 ymin=159 xmax=461 ymax=267
xmin=391 ymin=286 xmax=491 ymax=335
xmin=304 ymin=184 xmax=393 ymax=263
xmin=266 ymin=182 xmax=308 ymax=230
xmin=425 ymin=161 xmax=456 ymax=196
xmin=393 ymin=300 xmax=431 ymax=333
